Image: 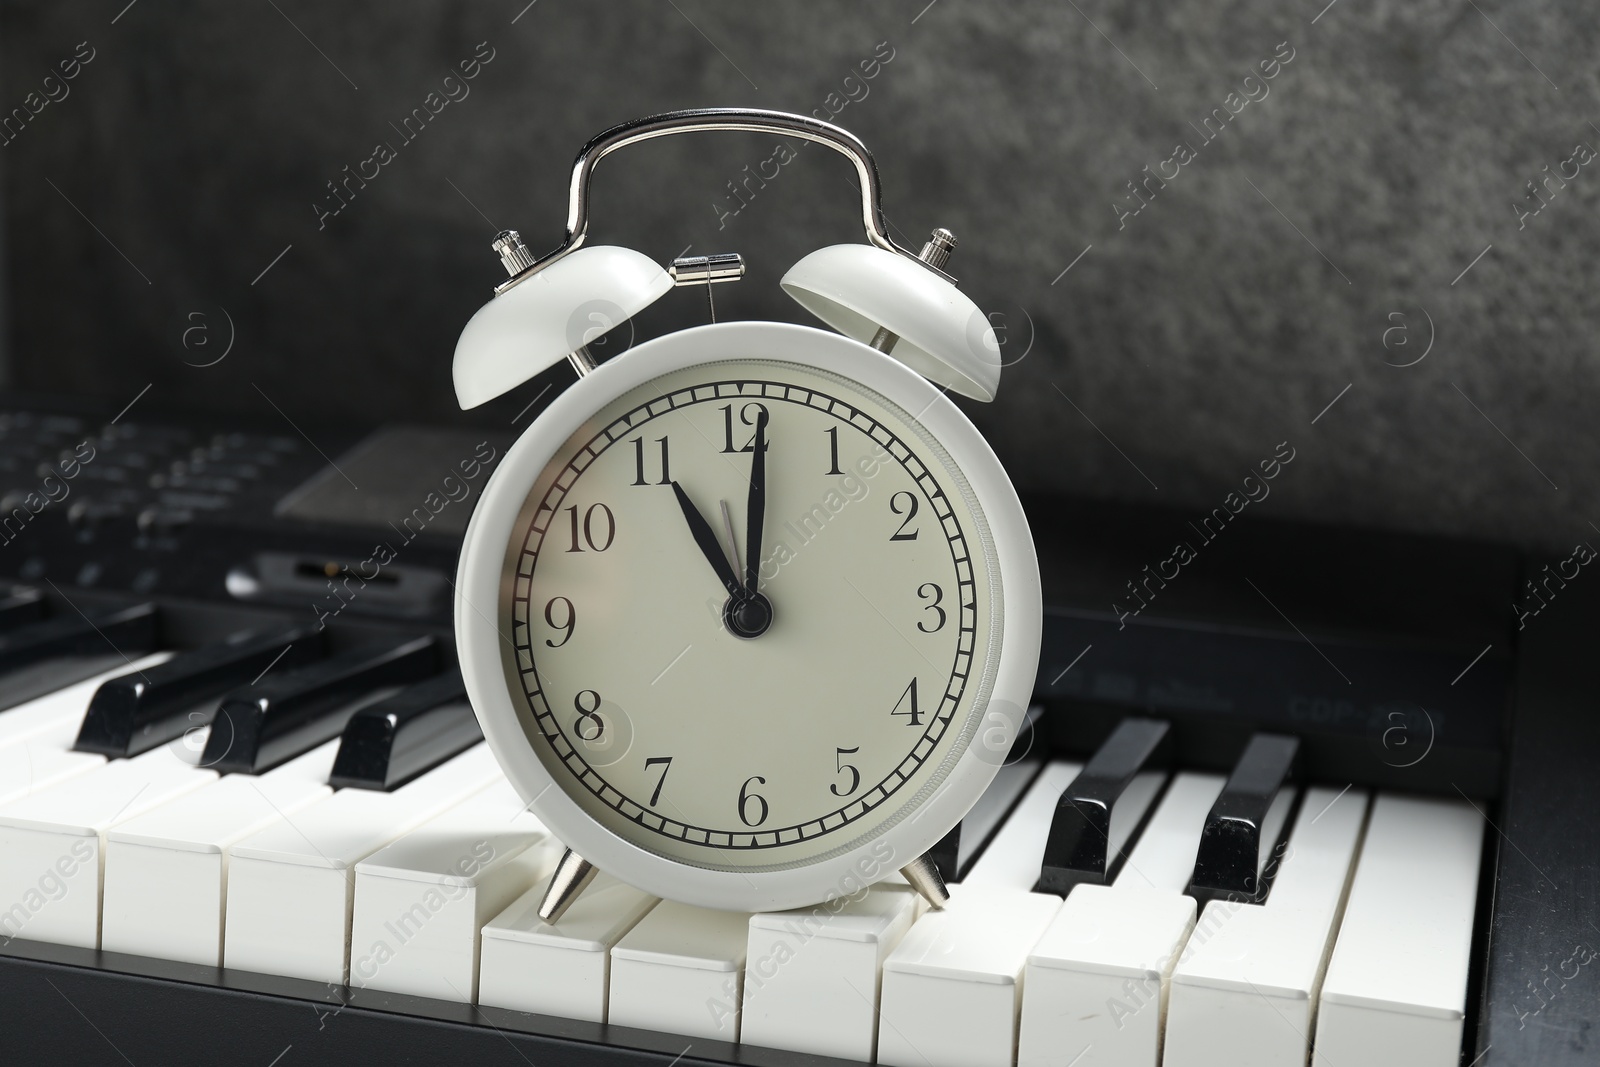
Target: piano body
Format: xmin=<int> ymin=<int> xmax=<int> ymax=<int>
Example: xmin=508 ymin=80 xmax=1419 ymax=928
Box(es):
xmin=0 ymin=404 xmax=1591 ymax=1067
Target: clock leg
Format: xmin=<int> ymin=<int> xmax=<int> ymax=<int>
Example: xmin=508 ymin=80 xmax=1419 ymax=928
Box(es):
xmin=900 ymin=852 xmax=951 ymax=910
xmin=538 ymin=848 xmax=600 ymax=923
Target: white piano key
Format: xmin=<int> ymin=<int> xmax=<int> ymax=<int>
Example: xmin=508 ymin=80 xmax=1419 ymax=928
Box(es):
xmin=740 ymin=885 xmax=920 ymax=1061
xmin=957 ymin=754 xmax=1042 ymax=872
xmin=0 ymin=724 xmax=106 ymax=806
xmin=609 ymin=900 xmax=754 ymax=1042
xmin=0 ymin=739 xmax=216 ymax=947
xmin=1164 ymin=785 xmax=1369 ymax=1067
xmin=99 ymin=740 xmax=340 ymax=965
xmin=1106 ymin=769 xmax=1168 ymax=863
xmin=0 ymin=653 xmax=170 ymax=751
xmin=879 ymin=887 xmax=1062 ymax=1067
xmin=479 ymin=872 xmax=657 ymax=1022
xmin=1018 ymin=772 xmax=1225 ymax=1067
xmin=223 ymin=742 xmax=498 ymax=984
xmin=1113 ymin=772 xmax=1227 ymax=892
xmin=875 ymin=760 xmax=1079 ymax=1067
xmin=349 ymin=778 xmax=560 ymax=1002
xmin=962 ymin=759 xmax=1084 ymax=890
xmin=1023 ymin=885 xmax=1195 ymax=1067
xmin=1254 ymin=781 xmax=1297 ymax=884
xmin=1313 ymin=794 xmax=1484 ymax=1067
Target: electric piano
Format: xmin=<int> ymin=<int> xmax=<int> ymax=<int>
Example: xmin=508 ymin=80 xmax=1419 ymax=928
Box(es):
xmin=0 ymin=403 xmax=1592 ymax=1067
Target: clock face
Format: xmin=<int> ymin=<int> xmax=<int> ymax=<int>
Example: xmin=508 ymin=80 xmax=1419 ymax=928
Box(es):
xmin=498 ymin=357 xmax=1000 ymax=872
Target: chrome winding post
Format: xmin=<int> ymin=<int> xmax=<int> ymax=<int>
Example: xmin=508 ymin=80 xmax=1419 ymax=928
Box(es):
xmin=869 ymin=227 xmax=959 ymax=353
xmin=492 ymin=228 xmax=596 ymax=376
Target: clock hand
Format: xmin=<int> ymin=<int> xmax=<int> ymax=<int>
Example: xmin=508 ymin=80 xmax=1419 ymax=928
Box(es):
xmin=720 ymin=499 xmax=744 ymax=580
xmin=744 ymin=408 xmax=768 ymax=593
xmin=671 ymin=481 xmax=742 ymax=599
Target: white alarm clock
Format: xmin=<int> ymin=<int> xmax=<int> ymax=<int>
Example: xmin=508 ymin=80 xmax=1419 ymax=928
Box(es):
xmin=451 ymin=109 xmax=1040 ymax=920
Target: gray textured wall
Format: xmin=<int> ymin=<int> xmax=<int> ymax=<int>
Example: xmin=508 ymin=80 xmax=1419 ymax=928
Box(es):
xmin=2 ymin=0 xmax=1596 ymax=552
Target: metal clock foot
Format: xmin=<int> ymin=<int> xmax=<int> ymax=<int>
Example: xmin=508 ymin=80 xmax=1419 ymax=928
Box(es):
xmin=900 ymin=852 xmax=951 ymax=910
xmin=538 ymin=848 xmax=599 ymax=923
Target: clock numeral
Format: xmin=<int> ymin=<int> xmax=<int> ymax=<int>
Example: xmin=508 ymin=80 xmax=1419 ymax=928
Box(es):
xmin=630 ymin=436 xmax=670 ymax=486
xmin=644 ymin=756 xmax=673 ymax=806
xmin=889 ymin=491 xmax=920 ymax=541
xmin=824 ymin=426 xmax=844 ymax=475
xmin=916 ymin=582 xmax=946 ymax=633
xmin=720 ymin=402 xmax=770 ymax=453
xmin=891 ymin=677 xmax=922 ymax=727
xmin=830 ymin=746 xmax=861 ymax=797
xmin=564 ymin=503 xmax=616 ymax=553
xmin=738 ymin=775 xmax=769 ymax=827
xmin=544 ymin=596 xmax=576 ymax=647
xmin=574 ymin=689 xmax=605 ymax=741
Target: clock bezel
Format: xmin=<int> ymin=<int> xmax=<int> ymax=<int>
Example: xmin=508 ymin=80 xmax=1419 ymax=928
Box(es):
xmin=456 ymin=321 xmax=1041 ymax=912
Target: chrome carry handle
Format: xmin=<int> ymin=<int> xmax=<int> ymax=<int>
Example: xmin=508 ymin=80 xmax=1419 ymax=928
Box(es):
xmin=494 ymin=108 xmax=948 ymax=295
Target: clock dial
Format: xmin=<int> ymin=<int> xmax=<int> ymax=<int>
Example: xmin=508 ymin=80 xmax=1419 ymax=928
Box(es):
xmin=499 ymin=358 xmax=1000 ymax=871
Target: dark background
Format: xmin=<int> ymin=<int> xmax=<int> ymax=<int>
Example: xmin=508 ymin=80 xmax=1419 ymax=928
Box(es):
xmin=1 ymin=0 xmax=1595 ymax=552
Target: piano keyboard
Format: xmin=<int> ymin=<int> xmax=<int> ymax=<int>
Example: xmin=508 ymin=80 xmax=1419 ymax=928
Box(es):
xmin=0 ymin=599 xmax=1490 ymax=1067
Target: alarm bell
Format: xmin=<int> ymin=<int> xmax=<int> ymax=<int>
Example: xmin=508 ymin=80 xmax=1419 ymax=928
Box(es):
xmin=452 ymin=241 xmax=671 ymax=409
xmin=450 ymin=107 xmax=1004 ymax=411
xmin=782 ymin=234 xmax=1000 ymax=402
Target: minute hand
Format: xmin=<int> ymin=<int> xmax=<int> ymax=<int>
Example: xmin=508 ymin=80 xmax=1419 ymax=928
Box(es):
xmin=744 ymin=408 xmax=769 ymax=593
xmin=672 ymin=482 xmax=742 ymax=598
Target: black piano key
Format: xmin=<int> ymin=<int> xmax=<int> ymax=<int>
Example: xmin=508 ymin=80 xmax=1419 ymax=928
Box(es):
xmin=1035 ymin=717 xmax=1172 ymax=895
xmin=73 ymin=625 xmax=328 ymax=757
xmin=0 ymin=588 xmax=45 ymax=631
xmin=1188 ymin=732 xmax=1300 ymax=904
xmin=0 ymin=601 xmax=159 ymax=672
xmin=201 ymin=635 xmax=439 ymax=774
xmin=926 ymin=821 xmax=963 ymax=883
xmin=929 ymin=704 xmax=1046 ymax=882
xmin=327 ymin=670 xmax=481 ymax=791
xmin=0 ymin=603 xmax=160 ymax=713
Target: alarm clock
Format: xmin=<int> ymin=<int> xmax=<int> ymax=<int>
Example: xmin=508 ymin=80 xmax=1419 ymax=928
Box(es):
xmin=451 ymin=109 xmax=1041 ymax=920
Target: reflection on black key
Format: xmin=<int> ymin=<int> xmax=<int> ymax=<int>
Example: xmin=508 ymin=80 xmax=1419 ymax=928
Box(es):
xmin=0 ymin=603 xmax=160 ymax=712
xmin=328 ymin=670 xmax=481 ymax=791
xmin=1189 ymin=732 xmax=1300 ymax=904
xmin=1036 ymin=717 xmax=1171 ymax=895
xmin=74 ymin=626 xmax=327 ymax=757
xmin=0 ymin=588 xmax=45 ymax=632
xmin=202 ymin=636 xmax=439 ymax=774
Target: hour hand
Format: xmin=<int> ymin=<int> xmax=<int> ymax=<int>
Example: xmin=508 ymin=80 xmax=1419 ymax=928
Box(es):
xmin=672 ymin=481 xmax=742 ymax=598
